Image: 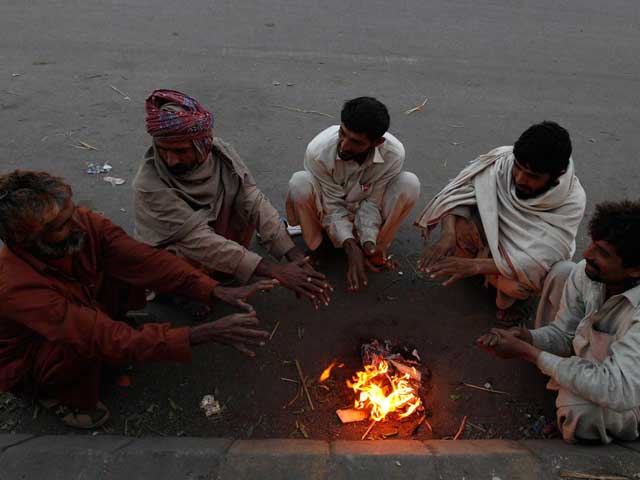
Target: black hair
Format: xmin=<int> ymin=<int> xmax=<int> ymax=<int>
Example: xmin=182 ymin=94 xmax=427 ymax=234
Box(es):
xmin=589 ymin=200 xmax=640 ymax=268
xmin=0 ymin=170 xmax=71 ymax=245
xmin=513 ymin=121 xmax=572 ymax=177
xmin=340 ymin=97 xmax=390 ymax=140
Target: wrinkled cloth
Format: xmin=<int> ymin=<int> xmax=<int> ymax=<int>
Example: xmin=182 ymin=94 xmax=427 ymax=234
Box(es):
xmin=133 ymin=138 xmax=294 ymax=282
xmin=300 ymin=125 xmax=407 ymax=248
xmin=532 ymin=260 xmax=640 ymax=443
xmin=453 ymin=212 xmax=574 ymax=317
xmin=0 ymin=208 xmax=218 ymax=395
xmin=145 ymin=89 xmax=214 ymax=141
xmin=416 ymin=146 xmax=586 ymax=293
xmin=286 ymin=170 xmax=420 ymax=252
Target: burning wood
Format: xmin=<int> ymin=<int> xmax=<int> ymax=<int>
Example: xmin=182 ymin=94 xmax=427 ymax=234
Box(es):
xmin=319 ymin=360 xmax=337 ymax=382
xmin=347 ymin=359 xmax=422 ymax=422
xmin=332 ymin=339 xmax=426 ymax=431
xmin=336 ymin=408 xmax=368 ymax=424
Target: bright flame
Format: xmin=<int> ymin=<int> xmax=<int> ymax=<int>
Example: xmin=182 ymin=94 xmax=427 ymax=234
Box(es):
xmin=347 ymin=360 xmax=421 ymax=422
xmin=319 ymin=360 xmax=337 ymax=382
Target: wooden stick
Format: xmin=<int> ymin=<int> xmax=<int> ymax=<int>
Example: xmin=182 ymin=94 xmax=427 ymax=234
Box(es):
xmin=424 ymin=418 xmax=433 ymax=433
xmin=361 ymin=420 xmax=376 ymax=440
xmin=560 ymin=472 xmax=630 ymax=480
xmin=453 ymin=415 xmax=467 ymax=440
xmin=295 ymin=359 xmax=315 ymax=410
xmin=271 ymin=104 xmax=333 ymax=118
xmin=466 ymin=421 xmax=487 ymax=433
xmin=462 ymin=382 xmax=510 ymax=396
xmin=269 ymin=321 xmax=280 ymax=341
xmin=280 ymin=377 xmax=298 ymax=384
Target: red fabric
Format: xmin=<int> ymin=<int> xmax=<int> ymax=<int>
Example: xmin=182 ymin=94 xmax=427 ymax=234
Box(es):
xmin=0 ymin=208 xmax=219 ymax=397
xmin=145 ymin=89 xmax=213 ymax=141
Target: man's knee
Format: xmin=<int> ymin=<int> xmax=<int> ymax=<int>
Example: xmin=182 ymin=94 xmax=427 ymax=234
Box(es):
xmin=557 ymin=402 xmax=605 ymax=443
xmin=389 ymin=171 xmax=421 ymax=204
xmin=288 ymin=171 xmax=315 ymax=202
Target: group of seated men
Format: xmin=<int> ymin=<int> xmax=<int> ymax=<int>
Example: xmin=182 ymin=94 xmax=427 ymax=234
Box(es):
xmin=0 ymin=89 xmax=638 ymax=445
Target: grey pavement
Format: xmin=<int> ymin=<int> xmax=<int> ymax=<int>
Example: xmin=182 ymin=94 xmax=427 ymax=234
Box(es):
xmin=1 ymin=434 xmax=640 ymax=479
xmin=2 ymin=0 xmax=640 ymax=477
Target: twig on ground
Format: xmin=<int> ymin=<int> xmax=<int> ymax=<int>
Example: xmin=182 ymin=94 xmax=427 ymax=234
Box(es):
xmin=280 ymin=377 xmax=298 ymax=384
xmin=72 ymin=140 xmax=98 ymax=151
xmin=361 ymin=420 xmax=376 ymax=440
xmin=285 ymin=387 xmax=302 ymax=408
xmin=424 ymin=418 xmax=433 ymax=433
xmin=559 ymin=472 xmax=630 ymax=480
xmin=296 ymin=420 xmax=310 ymax=439
xmin=142 ymin=421 xmax=167 ymax=437
xmin=295 ymin=359 xmax=315 ymax=410
xmin=453 ymin=415 xmax=467 ymax=440
xmin=466 ymin=421 xmax=487 ymax=433
xmin=271 ymin=105 xmax=333 ymax=118
xmin=404 ymin=97 xmax=428 ymax=115
xmin=269 ymin=321 xmax=280 ymax=341
xmin=411 ymin=416 xmax=425 ymax=435
xmin=109 ymin=85 xmax=131 ymax=101
xmin=462 ymin=382 xmax=510 ymax=396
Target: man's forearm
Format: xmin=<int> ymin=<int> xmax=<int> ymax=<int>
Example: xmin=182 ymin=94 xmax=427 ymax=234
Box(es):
xmin=471 ymin=258 xmax=500 ymax=276
xmin=441 ymin=214 xmax=457 ymax=238
xmin=254 ymin=258 xmax=278 ymax=279
xmin=519 ymin=342 xmax=542 ymax=364
xmin=285 ymin=246 xmax=306 ymax=263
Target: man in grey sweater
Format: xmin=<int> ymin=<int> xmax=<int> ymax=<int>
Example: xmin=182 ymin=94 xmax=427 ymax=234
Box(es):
xmin=476 ymin=200 xmax=640 ymax=443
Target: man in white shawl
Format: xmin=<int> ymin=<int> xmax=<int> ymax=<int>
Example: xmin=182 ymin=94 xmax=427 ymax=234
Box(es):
xmin=416 ymin=121 xmax=586 ymax=326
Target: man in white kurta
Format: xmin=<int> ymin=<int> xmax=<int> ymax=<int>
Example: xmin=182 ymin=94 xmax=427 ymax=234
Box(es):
xmin=477 ymin=200 xmax=640 ymax=443
xmin=286 ymin=97 xmax=420 ymax=291
xmin=416 ymin=121 xmax=586 ymax=325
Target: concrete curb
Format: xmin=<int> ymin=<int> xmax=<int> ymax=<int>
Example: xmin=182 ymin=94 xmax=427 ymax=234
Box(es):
xmin=0 ymin=434 xmax=639 ymax=479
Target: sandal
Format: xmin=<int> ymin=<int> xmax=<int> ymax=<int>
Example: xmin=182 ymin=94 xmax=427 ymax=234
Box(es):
xmin=39 ymin=398 xmax=111 ymax=429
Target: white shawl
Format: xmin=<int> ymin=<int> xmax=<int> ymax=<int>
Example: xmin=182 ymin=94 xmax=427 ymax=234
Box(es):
xmin=416 ymin=146 xmax=586 ymax=291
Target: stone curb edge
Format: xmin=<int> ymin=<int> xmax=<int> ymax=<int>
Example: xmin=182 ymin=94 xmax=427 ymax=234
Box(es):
xmin=0 ymin=435 xmax=639 ymax=479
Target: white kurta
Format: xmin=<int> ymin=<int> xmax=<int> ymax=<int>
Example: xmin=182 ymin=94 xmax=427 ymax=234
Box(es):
xmin=532 ymin=260 xmax=640 ymax=442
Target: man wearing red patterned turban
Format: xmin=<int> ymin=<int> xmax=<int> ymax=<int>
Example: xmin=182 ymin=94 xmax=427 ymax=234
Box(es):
xmin=133 ymin=90 xmax=331 ymax=309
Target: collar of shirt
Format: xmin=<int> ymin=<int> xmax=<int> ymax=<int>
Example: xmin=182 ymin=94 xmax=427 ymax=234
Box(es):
xmin=335 ymin=145 xmax=384 ymax=168
xmin=579 ymin=261 xmax=640 ymax=308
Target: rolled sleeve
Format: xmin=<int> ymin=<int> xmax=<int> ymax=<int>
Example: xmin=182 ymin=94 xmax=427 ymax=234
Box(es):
xmin=537 ymin=351 xmax=562 ymax=377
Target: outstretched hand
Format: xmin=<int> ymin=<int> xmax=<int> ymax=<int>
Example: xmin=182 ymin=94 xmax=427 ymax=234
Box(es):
xmin=189 ymin=311 xmax=270 ymax=357
xmin=211 ymin=279 xmax=279 ymax=312
xmin=426 ymin=256 xmax=480 ymax=286
xmin=272 ymin=257 xmax=333 ymax=309
xmin=418 ymin=234 xmax=457 ymax=272
xmin=475 ymin=327 xmax=537 ymax=361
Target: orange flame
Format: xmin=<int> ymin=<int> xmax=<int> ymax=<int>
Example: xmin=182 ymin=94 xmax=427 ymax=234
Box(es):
xmin=347 ymin=360 xmax=421 ymax=422
xmin=319 ymin=360 xmax=337 ymax=382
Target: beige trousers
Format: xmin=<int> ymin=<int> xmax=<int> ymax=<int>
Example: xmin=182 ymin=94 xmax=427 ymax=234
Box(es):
xmin=286 ymin=171 xmax=420 ymax=252
xmin=554 ymin=386 xmax=640 ymax=444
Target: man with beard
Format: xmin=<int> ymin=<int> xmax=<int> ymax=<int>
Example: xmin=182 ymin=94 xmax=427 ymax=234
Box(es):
xmin=416 ymin=121 xmax=586 ymax=326
xmin=0 ymin=170 xmax=277 ymax=429
xmin=286 ymin=97 xmax=421 ymax=291
xmin=476 ymin=200 xmax=640 ymax=443
xmin=133 ymin=89 xmax=331 ymax=311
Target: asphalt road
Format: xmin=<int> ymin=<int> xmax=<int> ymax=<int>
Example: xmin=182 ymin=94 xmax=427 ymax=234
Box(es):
xmin=1 ymin=0 xmax=639 ymax=439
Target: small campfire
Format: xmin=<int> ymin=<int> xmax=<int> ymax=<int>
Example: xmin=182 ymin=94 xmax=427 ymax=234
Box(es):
xmin=321 ymin=339 xmax=428 ymax=439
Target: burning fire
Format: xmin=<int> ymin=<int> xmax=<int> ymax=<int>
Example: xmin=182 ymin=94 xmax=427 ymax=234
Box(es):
xmin=347 ymin=360 xmax=421 ymax=422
